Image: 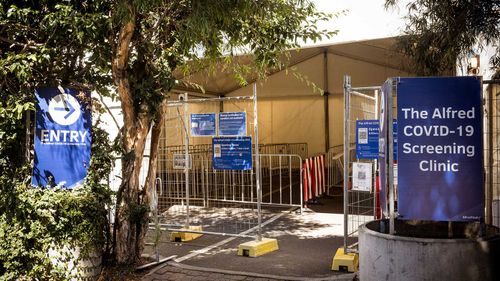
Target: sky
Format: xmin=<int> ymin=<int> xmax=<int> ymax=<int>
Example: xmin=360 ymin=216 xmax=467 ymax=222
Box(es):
xmin=312 ymin=0 xmax=411 ymax=45
xmin=312 ymin=0 xmax=495 ymax=78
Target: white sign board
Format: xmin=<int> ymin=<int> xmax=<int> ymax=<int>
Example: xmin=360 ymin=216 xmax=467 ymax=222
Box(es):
xmin=352 ymin=162 xmax=372 ymax=192
xmin=173 ymin=154 xmax=192 ymax=169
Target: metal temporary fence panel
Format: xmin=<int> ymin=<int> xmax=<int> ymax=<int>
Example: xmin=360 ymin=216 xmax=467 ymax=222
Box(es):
xmin=484 ymin=81 xmax=500 ymax=227
xmin=343 ymin=75 xmax=379 ymax=253
xmin=154 ymin=86 xmax=304 ymax=239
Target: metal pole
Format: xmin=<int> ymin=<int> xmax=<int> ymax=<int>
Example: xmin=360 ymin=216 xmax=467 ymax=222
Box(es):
xmin=374 ymin=89 xmax=379 ymax=219
xmin=184 ymin=93 xmax=190 ymax=227
xmin=487 ymin=84 xmax=493 ymax=224
xmin=388 ymin=80 xmax=395 ymax=235
xmin=167 ymin=95 xmax=253 ymax=107
xmin=343 ymin=75 xmax=351 ymax=253
xmin=324 ymin=49 xmax=330 ymax=152
xmin=299 ymin=156 xmax=303 ymax=214
xmin=154 ymin=177 xmax=161 ymax=262
xmin=253 ymin=83 xmax=263 ymax=241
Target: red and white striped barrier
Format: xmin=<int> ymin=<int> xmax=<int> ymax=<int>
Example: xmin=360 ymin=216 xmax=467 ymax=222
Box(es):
xmin=303 ymin=154 xmax=326 ymax=205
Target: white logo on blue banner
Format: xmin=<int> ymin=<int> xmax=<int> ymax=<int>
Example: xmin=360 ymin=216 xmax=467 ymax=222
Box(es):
xmin=48 ymin=94 xmax=81 ymax=125
xmin=32 ymin=87 xmax=91 ymax=189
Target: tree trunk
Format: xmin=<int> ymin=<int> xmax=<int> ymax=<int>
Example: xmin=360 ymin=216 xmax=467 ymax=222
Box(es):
xmin=137 ymin=101 xmax=167 ymax=257
xmin=113 ymin=118 xmax=150 ymax=264
xmin=110 ymin=4 xmax=148 ymax=265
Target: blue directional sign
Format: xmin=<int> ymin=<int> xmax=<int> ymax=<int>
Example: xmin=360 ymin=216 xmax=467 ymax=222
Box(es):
xmin=212 ymin=137 xmax=252 ymax=170
xmin=32 ymin=87 xmax=91 ymax=189
xmin=191 ymin=113 xmax=216 ymax=136
xmin=397 ymin=76 xmax=483 ymax=221
xmin=218 ymin=112 xmax=247 ymax=136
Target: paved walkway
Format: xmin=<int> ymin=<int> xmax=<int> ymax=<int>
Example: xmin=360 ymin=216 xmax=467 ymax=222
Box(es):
xmin=142 ymin=196 xmax=357 ymax=281
xmin=143 ymin=262 xmax=357 ymax=281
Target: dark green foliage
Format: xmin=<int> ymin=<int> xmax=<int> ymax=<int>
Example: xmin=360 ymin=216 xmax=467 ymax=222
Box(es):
xmin=0 ymin=110 xmax=114 ymax=280
xmin=386 ymin=0 xmax=500 ymax=75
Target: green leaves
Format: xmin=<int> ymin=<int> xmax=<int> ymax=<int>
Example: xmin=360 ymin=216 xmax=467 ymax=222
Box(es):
xmin=174 ymin=0 xmax=337 ymax=87
xmin=387 ymin=0 xmax=500 ymax=75
xmin=0 ymin=186 xmax=108 ymax=280
xmin=0 ymin=105 xmax=114 ymax=279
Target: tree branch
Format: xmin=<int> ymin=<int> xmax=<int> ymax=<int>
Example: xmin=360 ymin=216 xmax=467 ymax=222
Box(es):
xmin=0 ymin=36 xmax=41 ymax=51
xmin=112 ymin=3 xmax=136 ymax=150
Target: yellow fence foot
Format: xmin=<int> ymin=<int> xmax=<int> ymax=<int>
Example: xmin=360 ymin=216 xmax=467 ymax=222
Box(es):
xmin=237 ymin=238 xmax=279 ymax=257
xmin=332 ymin=247 xmax=358 ymax=272
xmin=170 ymin=225 xmax=203 ymax=242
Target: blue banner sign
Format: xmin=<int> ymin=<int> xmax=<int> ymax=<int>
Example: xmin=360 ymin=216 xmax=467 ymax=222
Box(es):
xmin=212 ymin=137 xmax=252 ymax=170
xmin=397 ymin=76 xmax=483 ymax=221
xmin=190 ymin=113 xmax=216 ymax=136
xmin=218 ymin=112 xmax=247 ymax=136
xmin=32 ymin=87 xmax=91 ymax=189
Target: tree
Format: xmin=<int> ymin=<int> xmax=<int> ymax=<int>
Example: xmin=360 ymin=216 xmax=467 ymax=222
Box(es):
xmin=386 ymin=0 xmax=500 ymax=76
xmin=1 ymin=0 xmax=334 ymax=265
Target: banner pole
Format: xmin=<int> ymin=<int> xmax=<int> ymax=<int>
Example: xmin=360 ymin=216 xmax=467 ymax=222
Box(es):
xmin=343 ymin=75 xmax=351 ymax=253
xmin=388 ymin=80 xmax=395 ymax=235
xmin=184 ymin=93 xmax=190 ymax=227
xmin=253 ymin=83 xmax=262 ymax=241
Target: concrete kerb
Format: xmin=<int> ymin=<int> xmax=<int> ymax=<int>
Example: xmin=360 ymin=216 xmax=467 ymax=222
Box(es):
xmin=146 ymin=261 xmax=357 ymax=281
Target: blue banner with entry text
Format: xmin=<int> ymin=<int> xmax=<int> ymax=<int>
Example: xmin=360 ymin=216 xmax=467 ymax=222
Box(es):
xmin=32 ymin=87 xmax=91 ymax=189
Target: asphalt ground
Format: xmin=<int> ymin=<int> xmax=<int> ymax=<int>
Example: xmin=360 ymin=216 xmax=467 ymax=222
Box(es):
xmin=142 ymin=193 xmax=360 ymax=280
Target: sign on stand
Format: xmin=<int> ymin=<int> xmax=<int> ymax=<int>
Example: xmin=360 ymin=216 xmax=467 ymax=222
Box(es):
xmin=173 ymin=154 xmax=192 ymax=169
xmin=218 ymin=112 xmax=246 ymax=136
xmin=32 ymin=87 xmax=91 ymax=189
xmin=212 ymin=136 xmax=252 ymax=170
xmin=191 ymin=113 xmax=216 ymax=136
xmin=356 ymin=120 xmax=379 ymax=159
xmin=352 ymin=162 xmax=373 ymax=192
xmin=356 ymin=120 xmax=397 ymax=160
xmin=397 ymin=77 xmax=483 ymax=221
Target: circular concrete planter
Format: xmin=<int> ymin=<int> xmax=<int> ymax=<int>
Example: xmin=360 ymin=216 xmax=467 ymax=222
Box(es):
xmin=359 ymin=220 xmax=500 ymax=281
xmin=49 ymin=245 xmax=102 ymax=280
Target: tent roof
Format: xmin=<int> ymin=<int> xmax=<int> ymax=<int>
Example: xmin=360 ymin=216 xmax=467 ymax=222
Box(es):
xmin=173 ymin=36 xmax=413 ymax=96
